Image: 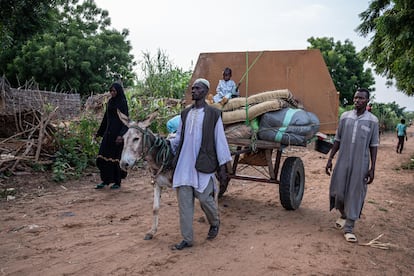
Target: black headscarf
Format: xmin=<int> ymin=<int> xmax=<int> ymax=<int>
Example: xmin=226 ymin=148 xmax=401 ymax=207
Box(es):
xmin=108 ymin=82 xmax=127 ymax=111
xmin=96 ymin=82 xmax=129 ymax=138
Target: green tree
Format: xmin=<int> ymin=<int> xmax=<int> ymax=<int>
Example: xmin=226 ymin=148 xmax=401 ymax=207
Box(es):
xmin=140 ymin=49 xmax=192 ymax=99
xmin=307 ymin=37 xmax=375 ymax=105
xmin=370 ymin=102 xmax=402 ymax=131
xmin=0 ymin=0 xmax=56 ymax=71
xmin=1 ymin=0 xmax=136 ymax=95
xmin=356 ymin=0 xmax=414 ymax=96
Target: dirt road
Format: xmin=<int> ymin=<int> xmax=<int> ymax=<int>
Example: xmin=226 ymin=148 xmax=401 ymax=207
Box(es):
xmin=1 ymin=130 xmax=413 ymax=275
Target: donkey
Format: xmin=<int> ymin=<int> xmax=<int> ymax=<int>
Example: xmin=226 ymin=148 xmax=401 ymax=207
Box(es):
xmin=118 ymin=110 xmax=222 ymax=240
xmin=117 ymin=110 xmax=175 ymax=240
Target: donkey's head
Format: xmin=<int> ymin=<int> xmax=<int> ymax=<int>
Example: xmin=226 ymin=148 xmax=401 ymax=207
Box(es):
xmin=117 ymin=109 xmax=155 ymax=171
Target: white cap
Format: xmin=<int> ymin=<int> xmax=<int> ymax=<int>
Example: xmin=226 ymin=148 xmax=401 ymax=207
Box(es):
xmin=193 ymin=78 xmax=210 ymax=89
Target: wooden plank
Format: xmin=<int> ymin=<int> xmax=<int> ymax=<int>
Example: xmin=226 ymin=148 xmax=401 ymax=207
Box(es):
xmin=229 ymin=174 xmax=279 ymax=184
xmin=227 ymin=138 xmax=281 ymax=149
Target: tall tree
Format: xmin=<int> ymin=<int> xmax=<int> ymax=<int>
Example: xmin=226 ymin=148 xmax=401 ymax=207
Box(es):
xmin=0 ymin=0 xmax=56 ymax=48
xmin=0 ymin=0 xmax=56 ymax=70
xmin=307 ymin=37 xmax=375 ymax=105
xmin=356 ymin=0 xmax=414 ymax=96
xmin=1 ymin=0 xmax=136 ymax=95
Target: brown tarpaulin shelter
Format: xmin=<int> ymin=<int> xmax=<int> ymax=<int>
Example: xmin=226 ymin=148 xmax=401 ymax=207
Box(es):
xmin=185 ymin=49 xmax=339 ymax=134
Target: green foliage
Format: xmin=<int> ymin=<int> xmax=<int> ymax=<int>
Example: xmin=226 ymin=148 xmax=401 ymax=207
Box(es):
xmin=32 ymin=163 xmax=46 ymax=172
xmin=404 ymin=111 xmax=414 ymax=123
xmin=125 ymin=87 xmax=183 ymax=134
xmin=52 ymin=115 xmax=99 ymax=182
xmin=34 ymin=47 xmax=189 ymax=182
xmin=338 ymin=105 xmax=355 ymax=117
xmin=120 ymin=49 xmax=191 ymax=134
xmin=140 ymin=49 xmax=192 ymax=99
xmin=0 ymin=0 xmax=56 ymax=53
xmin=307 ymin=37 xmax=375 ymax=105
xmin=370 ymin=102 xmax=399 ymax=131
xmin=357 ymin=0 xmax=414 ymax=96
xmin=338 ymin=101 xmax=409 ymax=132
xmin=1 ymin=0 xmax=136 ymax=95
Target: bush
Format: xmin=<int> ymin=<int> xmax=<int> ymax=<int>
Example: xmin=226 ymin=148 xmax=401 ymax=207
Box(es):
xmin=52 ymin=116 xmax=99 ymax=182
xmin=126 ymin=87 xmax=183 ymax=134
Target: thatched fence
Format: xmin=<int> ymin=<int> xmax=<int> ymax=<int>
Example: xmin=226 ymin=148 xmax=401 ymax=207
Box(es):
xmin=0 ymin=78 xmax=82 ymax=173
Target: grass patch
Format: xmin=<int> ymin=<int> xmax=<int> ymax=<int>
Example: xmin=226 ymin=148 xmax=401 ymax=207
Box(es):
xmin=399 ymin=155 xmax=414 ymax=170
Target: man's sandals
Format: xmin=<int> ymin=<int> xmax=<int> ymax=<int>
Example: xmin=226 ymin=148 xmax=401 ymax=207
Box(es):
xmin=344 ymin=232 xmax=358 ymax=243
xmin=335 ymin=218 xmax=346 ymax=230
xmin=336 ymin=218 xmax=357 ymax=243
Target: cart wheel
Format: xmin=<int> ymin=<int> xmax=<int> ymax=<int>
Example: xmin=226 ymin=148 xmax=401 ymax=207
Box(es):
xmin=279 ymin=157 xmax=305 ymax=210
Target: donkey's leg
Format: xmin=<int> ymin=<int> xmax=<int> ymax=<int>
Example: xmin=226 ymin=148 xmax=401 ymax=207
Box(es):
xmin=144 ymin=183 xmax=161 ymax=240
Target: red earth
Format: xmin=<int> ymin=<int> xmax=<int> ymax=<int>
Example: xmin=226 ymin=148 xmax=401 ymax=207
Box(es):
xmin=1 ymin=129 xmax=413 ymax=275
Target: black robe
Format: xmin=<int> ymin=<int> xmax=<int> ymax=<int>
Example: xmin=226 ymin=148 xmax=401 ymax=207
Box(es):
xmin=96 ymin=83 xmax=129 ymax=185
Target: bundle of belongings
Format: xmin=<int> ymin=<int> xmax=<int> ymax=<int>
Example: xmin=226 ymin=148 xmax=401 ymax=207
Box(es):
xmin=211 ymin=89 xmax=320 ymax=147
xmin=258 ymin=108 xmax=320 ymax=146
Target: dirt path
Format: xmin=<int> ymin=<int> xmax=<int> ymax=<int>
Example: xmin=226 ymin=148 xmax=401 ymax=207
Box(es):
xmin=1 ymin=129 xmax=413 ymax=275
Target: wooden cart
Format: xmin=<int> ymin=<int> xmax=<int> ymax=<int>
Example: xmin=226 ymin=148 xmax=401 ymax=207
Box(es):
xmin=186 ymin=50 xmax=340 ymax=210
xmin=219 ymin=138 xmax=305 ymax=210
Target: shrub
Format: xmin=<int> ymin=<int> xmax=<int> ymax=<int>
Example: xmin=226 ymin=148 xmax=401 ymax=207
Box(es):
xmin=52 ymin=116 xmax=99 ymax=182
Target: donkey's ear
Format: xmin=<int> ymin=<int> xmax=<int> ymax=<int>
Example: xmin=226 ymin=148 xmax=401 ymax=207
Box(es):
xmin=117 ymin=109 xmax=130 ymax=127
xmin=138 ymin=118 xmax=151 ymax=129
xmin=139 ymin=111 xmax=158 ymax=129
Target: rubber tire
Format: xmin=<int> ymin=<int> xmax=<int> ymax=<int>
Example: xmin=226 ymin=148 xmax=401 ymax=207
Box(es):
xmin=279 ymin=157 xmax=305 ymax=210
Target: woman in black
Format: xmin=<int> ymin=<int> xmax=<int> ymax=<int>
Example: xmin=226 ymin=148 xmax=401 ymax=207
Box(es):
xmin=95 ymin=83 xmax=129 ymax=189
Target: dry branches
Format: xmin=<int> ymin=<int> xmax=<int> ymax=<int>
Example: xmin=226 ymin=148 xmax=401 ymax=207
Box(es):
xmin=360 ymin=233 xmax=397 ymax=250
xmin=1 ymin=107 xmax=58 ymax=174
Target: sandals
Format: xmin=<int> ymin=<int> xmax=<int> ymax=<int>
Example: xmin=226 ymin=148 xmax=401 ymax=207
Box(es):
xmin=95 ymin=183 xmax=108 ymax=189
xmin=344 ymin=232 xmax=358 ymax=243
xmin=95 ymin=182 xmax=121 ymax=190
xmin=95 ymin=183 xmax=121 ymax=189
xmin=110 ymin=184 xmax=121 ymax=190
xmin=335 ymin=218 xmax=346 ymax=230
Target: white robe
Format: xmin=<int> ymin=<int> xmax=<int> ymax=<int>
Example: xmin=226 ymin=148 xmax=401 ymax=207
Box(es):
xmin=170 ymin=108 xmax=232 ymax=193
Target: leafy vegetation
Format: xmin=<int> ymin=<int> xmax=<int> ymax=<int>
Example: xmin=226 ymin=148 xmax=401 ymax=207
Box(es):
xmin=0 ymin=0 xmax=136 ymax=95
xmin=307 ymin=37 xmax=375 ymax=105
xmin=0 ymin=0 xmax=55 ymax=51
xmin=120 ymin=49 xmax=191 ymax=134
xmin=338 ymin=100 xmax=411 ymax=132
xmin=139 ymin=49 xmax=192 ymax=99
xmin=356 ymin=0 xmax=414 ymax=96
xmin=52 ymin=116 xmax=99 ymax=182
xmin=50 ymin=49 xmax=189 ymax=181
xmin=126 ymin=89 xmax=183 ymax=134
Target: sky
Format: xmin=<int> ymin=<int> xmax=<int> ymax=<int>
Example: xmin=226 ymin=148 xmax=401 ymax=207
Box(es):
xmin=94 ymin=0 xmax=413 ymax=111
